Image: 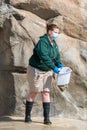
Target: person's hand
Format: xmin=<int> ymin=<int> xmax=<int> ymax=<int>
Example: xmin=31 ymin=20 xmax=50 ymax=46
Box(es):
xmin=57 ymin=63 xmax=64 ymax=69
xmin=53 ymin=67 xmax=60 ymax=74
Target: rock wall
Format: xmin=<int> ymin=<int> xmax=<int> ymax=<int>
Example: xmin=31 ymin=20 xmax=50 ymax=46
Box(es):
xmin=0 ymin=0 xmax=87 ymax=120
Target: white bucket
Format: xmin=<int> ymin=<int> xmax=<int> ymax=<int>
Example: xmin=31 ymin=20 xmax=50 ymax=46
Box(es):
xmin=57 ymin=67 xmax=72 ymax=86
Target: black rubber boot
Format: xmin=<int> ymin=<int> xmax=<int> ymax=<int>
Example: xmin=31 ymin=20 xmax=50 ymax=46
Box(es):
xmin=43 ymin=102 xmax=52 ymax=125
xmin=25 ymin=101 xmax=33 ymax=123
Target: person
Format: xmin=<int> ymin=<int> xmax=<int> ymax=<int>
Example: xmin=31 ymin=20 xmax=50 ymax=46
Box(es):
xmin=25 ymin=23 xmax=63 ymax=125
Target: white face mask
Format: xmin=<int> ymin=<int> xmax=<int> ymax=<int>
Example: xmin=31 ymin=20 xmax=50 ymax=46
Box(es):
xmin=51 ymin=33 xmax=58 ymax=40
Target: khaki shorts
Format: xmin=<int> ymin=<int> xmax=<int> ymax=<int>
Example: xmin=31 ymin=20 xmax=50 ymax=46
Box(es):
xmin=27 ymin=65 xmax=53 ymax=92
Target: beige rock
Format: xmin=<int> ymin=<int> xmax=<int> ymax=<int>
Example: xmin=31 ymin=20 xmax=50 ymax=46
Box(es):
xmin=49 ymin=15 xmax=87 ymax=42
xmin=0 ymin=14 xmax=33 ymax=67
xmin=0 ymin=71 xmax=16 ymax=115
xmin=0 ymin=9 xmax=46 ymax=67
xmin=0 ymin=72 xmax=28 ymax=115
xmin=15 ymin=9 xmax=46 ymax=42
xmin=10 ymin=9 xmax=46 ymax=67
xmin=74 ymin=0 xmax=87 ymax=9
xmin=10 ymin=0 xmax=87 ymax=27
xmin=12 ymin=73 xmax=28 ymax=115
xmin=9 ymin=15 xmax=34 ymax=67
xmin=0 ymin=13 xmax=6 ymax=28
xmin=0 ymin=19 xmax=13 ymax=66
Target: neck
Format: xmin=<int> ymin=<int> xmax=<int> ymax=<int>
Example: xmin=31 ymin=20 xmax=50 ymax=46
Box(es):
xmin=47 ymin=34 xmax=54 ymax=43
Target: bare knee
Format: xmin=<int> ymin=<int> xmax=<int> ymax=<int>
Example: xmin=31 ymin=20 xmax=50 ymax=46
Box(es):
xmin=41 ymin=91 xmax=50 ymax=102
xmin=26 ymin=91 xmax=38 ymax=101
xmin=42 ymin=91 xmax=49 ymax=96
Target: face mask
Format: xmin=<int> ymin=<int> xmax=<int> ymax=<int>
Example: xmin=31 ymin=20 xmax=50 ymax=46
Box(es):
xmin=51 ymin=33 xmax=58 ymax=40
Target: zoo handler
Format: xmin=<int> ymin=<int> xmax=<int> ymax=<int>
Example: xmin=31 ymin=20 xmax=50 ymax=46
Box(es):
xmin=25 ymin=23 xmax=63 ymax=125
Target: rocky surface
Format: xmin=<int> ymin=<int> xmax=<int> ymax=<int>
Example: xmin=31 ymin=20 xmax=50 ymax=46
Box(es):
xmin=0 ymin=0 xmax=87 ymax=120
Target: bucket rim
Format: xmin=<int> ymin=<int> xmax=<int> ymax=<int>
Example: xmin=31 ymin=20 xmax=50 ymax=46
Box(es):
xmin=58 ymin=67 xmax=72 ymax=75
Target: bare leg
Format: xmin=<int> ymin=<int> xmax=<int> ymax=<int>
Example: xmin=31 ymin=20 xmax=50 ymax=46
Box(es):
xmin=41 ymin=91 xmax=50 ymax=102
xmin=26 ymin=91 xmax=38 ymax=102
